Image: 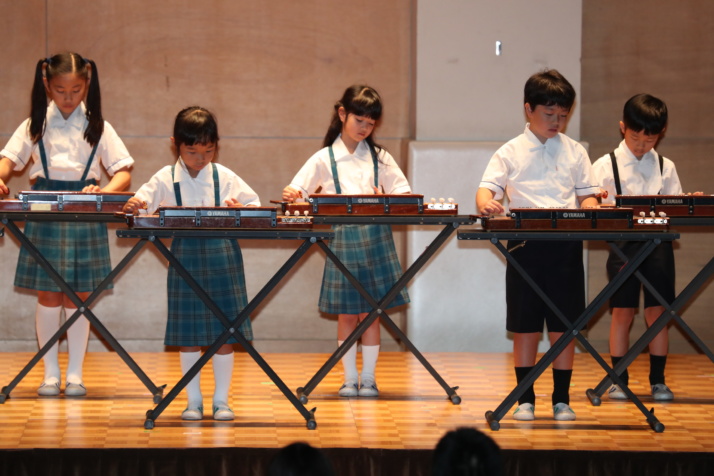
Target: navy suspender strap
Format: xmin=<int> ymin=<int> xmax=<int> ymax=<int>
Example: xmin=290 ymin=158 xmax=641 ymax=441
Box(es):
xmin=38 ymin=141 xmax=50 ymax=179
xmin=610 ymin=150 xmax=665 ymax=196
xmin=37 ymin=139 xmax=99 ymax=181
xmin=80 ymin=142 xmax=99 ymax=181
xmin=328 ymin=143 xmax=380 ymax=194
xmin=171 ymin=162 xmax=220 ymax=207
xmin=368 ymin=144 xmax=379 ymax=190
xmin=328 ymin=146 xmax=342 ymax=195
xmin=609 ymin=152 xmax=622 ymax=196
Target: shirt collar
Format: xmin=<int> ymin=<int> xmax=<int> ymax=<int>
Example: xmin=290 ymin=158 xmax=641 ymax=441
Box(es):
xmin=174 ymin=158 xmax=212 ymax=183
xmin=332 ymin=135 xmax=370 ymax=161
xmin=46 ymin=101 xmax=87 ymax=131
xmin=524 ymin=124 xmax=561 ymax=155
xmin=619 ymin=140 xmax=657 ymax=165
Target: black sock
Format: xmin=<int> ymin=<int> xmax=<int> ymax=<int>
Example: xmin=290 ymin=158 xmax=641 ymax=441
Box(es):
xmin=649 ymin=354 xmax=667 ymax=385
xmin=552 ymin=369 xmax=572 ymax=406
xmin=611 ymin=356 xmax=629 ymax=386
xmin=514 ymin=367 xmax=536 ymax=405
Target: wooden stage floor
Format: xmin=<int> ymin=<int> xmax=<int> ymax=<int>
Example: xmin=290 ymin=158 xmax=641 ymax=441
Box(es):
xmin=0 ymin=351 xmax=713 ymax=474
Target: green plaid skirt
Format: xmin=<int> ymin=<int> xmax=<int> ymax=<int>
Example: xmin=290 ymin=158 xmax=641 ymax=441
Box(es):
xmin=165 ymin=238 xmax=252 ymax=346
xmin=319 ymin=225 xmax=409 ymax=314
xmin=14 ymin=179 xmax=112 ymax=293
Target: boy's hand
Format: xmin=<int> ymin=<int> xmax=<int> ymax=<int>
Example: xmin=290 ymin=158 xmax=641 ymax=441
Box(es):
xmin=0 ymin=179 xmax=8 ymax=196
xmin=122 ymin=197 xmax=146 ymax=214
xmin=479 ymin=199 xmax=504 ymax=216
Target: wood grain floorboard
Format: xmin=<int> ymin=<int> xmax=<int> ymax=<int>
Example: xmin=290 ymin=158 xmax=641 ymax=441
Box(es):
xmin=0 ymin=352 xmax=712 ymax=452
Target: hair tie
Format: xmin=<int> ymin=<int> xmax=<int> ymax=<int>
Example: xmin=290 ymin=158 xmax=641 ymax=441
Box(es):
xmin=45 ymin=57 xmax=52 ymax=65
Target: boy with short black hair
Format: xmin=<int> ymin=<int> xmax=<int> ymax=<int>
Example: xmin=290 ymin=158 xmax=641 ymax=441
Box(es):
xmin=592 ymin=93 xmax=682 ymax=401
xmin=477 ymin=69 xmax=600 ymax=421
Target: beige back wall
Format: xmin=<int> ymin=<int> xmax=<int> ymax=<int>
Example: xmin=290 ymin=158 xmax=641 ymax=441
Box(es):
xmin=1 ymin=0 xmax=712 ymax=357
xmin=0 ymin=0 xmax=415 ymax=352
xmin=581 ymin=0 xmax=714 ymax=353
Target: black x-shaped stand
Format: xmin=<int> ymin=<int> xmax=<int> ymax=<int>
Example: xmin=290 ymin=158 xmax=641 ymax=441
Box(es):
xmin=295 ymin=215 xmax=474 ymax=405
xmin=457 ymin=229 xmax=679 ymax=432
xmin=0 ymin=212 xmax=165 ymax=403
xmin=115 ymin=228 xmax=334 ymax=429
xmin=586 ymin=217 xmax=714 ymax=405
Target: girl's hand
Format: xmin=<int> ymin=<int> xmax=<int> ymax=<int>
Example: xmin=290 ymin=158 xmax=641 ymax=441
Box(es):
xmin=372 ymin=186 xmax=382 ymax=195
xmin=479 ymin=199 xmax=504 ymax=216
xmin=122 ymin=197 xmax=146 ymax=214
xmin=82 ymin=184 xmax=102 ymax=193
xmin=282 ymin=186 xmax=302 ymax=202
xmin=0 ymin=179 xmax=9 ymax=196
xmin=225 ymin=198 xmax=245 ymax=207
xmin=597 ymin=188 xmax=608 ymax=199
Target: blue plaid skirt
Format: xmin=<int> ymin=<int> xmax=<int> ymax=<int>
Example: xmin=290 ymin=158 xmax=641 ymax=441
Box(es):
xmin=14 ymin=179 xmax=112 ymax=292
xmin=165 ymin=238 xmax=252 ymax=346
xmin=319 ymin=225 xmax=409 ymax=314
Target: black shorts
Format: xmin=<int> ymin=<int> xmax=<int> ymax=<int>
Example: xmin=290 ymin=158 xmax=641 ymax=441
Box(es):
xmin=506 ymin=240 xmax=585 ymax=333
xmin=606 ymin=241 xmax=675 ymax=309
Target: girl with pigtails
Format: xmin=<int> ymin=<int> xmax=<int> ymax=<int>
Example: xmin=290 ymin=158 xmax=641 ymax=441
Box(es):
xmin=282 ymin=85 xmax=410 ymax=398
xmin=0 ymin=52 xmax=134 ymax=397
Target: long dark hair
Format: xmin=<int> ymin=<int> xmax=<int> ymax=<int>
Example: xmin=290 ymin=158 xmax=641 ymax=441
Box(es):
xmin=323 ymin=85 xmax=384 ymax=153
xmin=30 ymin=52 xmax=103 ymax=146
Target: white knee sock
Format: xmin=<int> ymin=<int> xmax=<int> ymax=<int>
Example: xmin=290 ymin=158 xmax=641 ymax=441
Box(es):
xmin=35 ymin=304 xmax=61 ymax=383
xmin=360 ymin=344 xmax=380 ymax=382
xmin=212 ymin=352 xmax=234 ymax=405
xmin=180 ymin=351 xmax=203 ymax=406
xmin=65 ymin=314 xmax=90 ymax=384
xmin=338 ymin=340 xmax=359 ymax=383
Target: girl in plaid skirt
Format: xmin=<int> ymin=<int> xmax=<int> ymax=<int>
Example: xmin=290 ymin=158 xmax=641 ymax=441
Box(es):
xmin=123 ymin=107 xmax=260 ymax=421
xmin=282 ymin=85 xmax=411 ymax=398
xmin=0 ymin=52 xmax=134 ymax=397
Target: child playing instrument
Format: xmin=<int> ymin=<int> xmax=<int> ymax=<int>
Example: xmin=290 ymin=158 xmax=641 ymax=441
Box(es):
xmin=477 ymin=69 xmax=600 ymax=421
xmin=123 ymin=106 xmax=259 ymax=421
xmin=592 ymin=94 xmax=682 ymax=401
xmin=0 ymin=52 xmax=134 ymax=397
xmin=282 ymin=85 xmax=410 ymax=398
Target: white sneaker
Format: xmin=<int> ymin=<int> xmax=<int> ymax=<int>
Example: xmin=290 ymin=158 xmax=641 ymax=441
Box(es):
xmin=182 ymin=405 xmax=204 ymax=421
xmin=338 ymin=381 xmax=358 ymax=397
xmin=358 ymin=378 xmax=379 ymax=397
xmin=651 ymin=383 xmax=674 ymax=401
xmin=64 ymin=382 xmax=87 ymax=397
xmin=553 ymin=402 xmax=576 ymax=421
xmin=213 ymin=402 xmax=234 ymax=421
xmin=513 ymin=402 xmax=535 ymax=421
xmin=37 ymin=380 xmax=60 ymax=396
xmin=608 ymin=384 xmax=628 ymax=400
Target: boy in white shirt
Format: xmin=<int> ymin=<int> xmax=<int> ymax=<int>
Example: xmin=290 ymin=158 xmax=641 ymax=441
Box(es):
xmin=477 ymin=69 xmax=600 ymax=421
xmin=592 ymin=94 xmax=681 ymax=401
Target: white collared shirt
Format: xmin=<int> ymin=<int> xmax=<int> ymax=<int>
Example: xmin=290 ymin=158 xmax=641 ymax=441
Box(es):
xmin=479 ymin=125 xmax=600 ymax=209
xmin=133 ymin=158 xmax=260 ymax=215
xmin=0 ymin=102 xmax=134 ymax=181
xmin=288 ymin=136 xmax=411 ymax=196
xmin=592 ymin=140 xmax=682 ymax=204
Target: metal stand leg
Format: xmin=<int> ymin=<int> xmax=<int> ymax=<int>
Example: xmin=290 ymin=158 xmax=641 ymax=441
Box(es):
xmin=296 ymin=223 xmax=461 ymax=404
xmin=142 ymin=236 xmax=319 ymax=429
xmin=587 ymin=255 xmax=714 ymax=412
xmin=0 ymin=220 xmax=165 ymax=403
xmin=483 ymin=238 xmax=665 ymax=432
